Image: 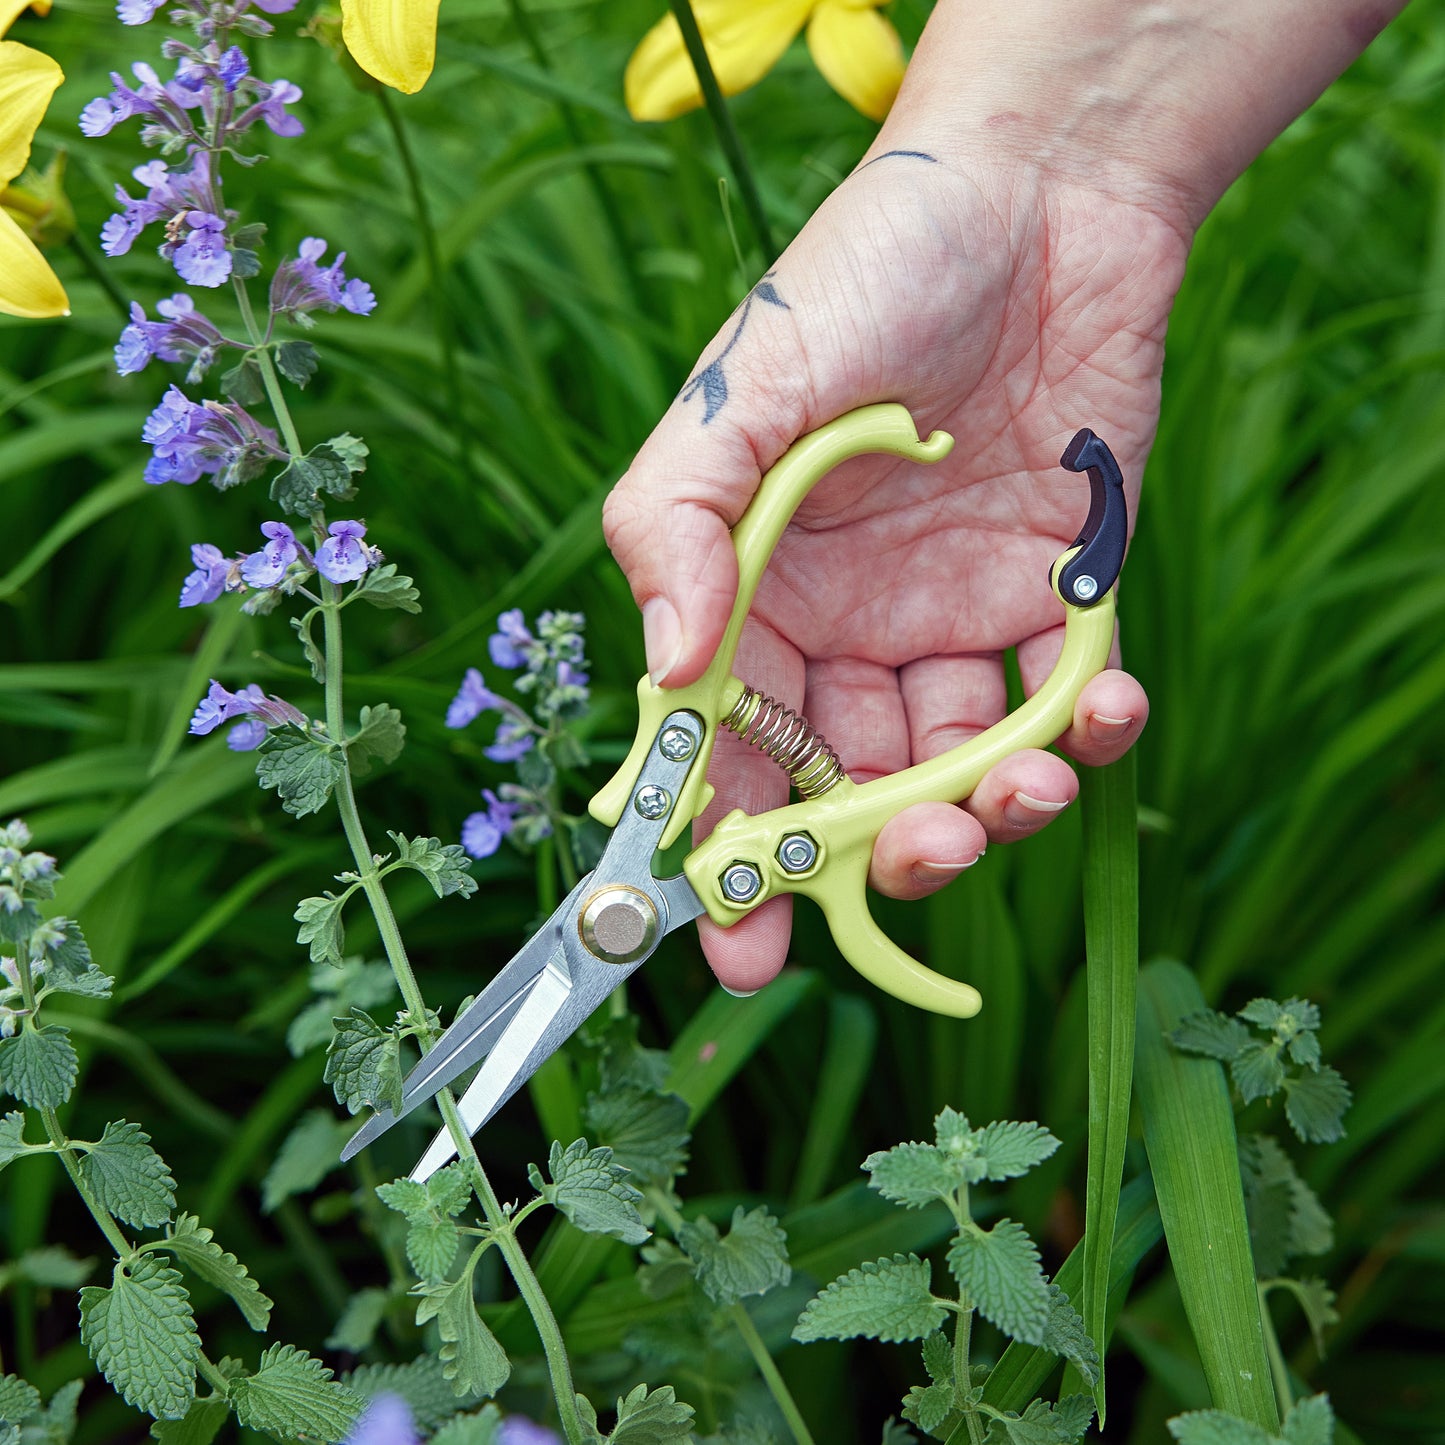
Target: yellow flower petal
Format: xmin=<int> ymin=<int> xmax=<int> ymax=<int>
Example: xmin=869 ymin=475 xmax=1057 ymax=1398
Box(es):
xmin=0 ymin=205 xmax=67 ymax=317
xmin=0 ymin=39 xmax=61 ymax=188
xmin=805 ymin=0 xmax=904 ymax=122
xmin=625 ymin=0 xmax=814 ymax=123
xmin=1 ymin=0 xmax=49 ymax=39
xmin=339 ymin=0 xmax=439 ymax=95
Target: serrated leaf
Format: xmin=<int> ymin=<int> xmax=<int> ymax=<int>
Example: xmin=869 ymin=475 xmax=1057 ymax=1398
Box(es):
xmin=262 ymin=1110 xmax=351 ymax=1213
xmin=275 ymin=340 xmax=319 ymax=388
xmin=0 ymin=1023 xmax=76 ymax=1108
xmin=793 ymin=1254 xmax=945 ymax=1344
xmin=220 ymin=357 xmax=264 ymax=406
xmin=378 ymin=1165 xmax=471 ymax=1282
xmin=387 ymin=833 xmax=477 ymax=900
xmin=37 ymin=917 xmax=92 ymax=978
xmin=1280 ymin=1393 xmax=1334 ymax=1445
xmin=356 ymin=564 xmax=422 ymax=614
xmin=583 ymin=1084 xmax=690 ymax=1189
xmin=604 ymin=1383 xmax=696 ymax=1444
xmin=295 ymin=892 xmax=349 ymax=968
xmin=1270 ymin=1278 xmax=1339 ymax=1359
xmin=1170 ymin=1011 xmax=1251 ymax=1061
xmin=1053 ymin=1395 xmax=1097 ymax=1442
xmin=981 ymin=1398 xmax=1075 ymax=1445
xmin=882 ymin=1419 xmax=921 ymax=1445
xmin=0 ymin=1111 xmax=33 ymax=1171
xmin=80 ymin=1256 xmax=200 ymax=1420
xmin=1042 ymin=1284 xmax=1100 ymax=1386
xmin=149 ymin=1394 xmax=229 ymax=1445
xmin=901 ymin=1379 xmax=956 ymax=1437
xmin=346 ymin=1355 xmax=474 ymax=1432
xmin=973 ymin=1121 xmax=1061 ymax=1181
xmin=677 ymin=1205 xmax=790 ymax=1307
xmin=36 ymin=1379 xmax=83 ymax=1444
xmin=863 ymin=1141 xmax=959 ymax=1209
xmin=324 ymin=433 xmax=369 ymax=475
xmin=9 ymin=1244 xmax=94 ymax=1289
xmin=256 ymin=731 xmax=344 ymax=818
xmin=288 ymin=960 xmax=396 ymax=1058
xmin=0 ymin=1375 xmax=39 ymax=1426
xmin=1231 ymin=1042 xmax=1285 ymax=1104
xmin=947 ymin=1220 xmax=1051 ymax=1346
xmin=291 ymin=612 xmax=326 ymax=685
xmin=42 ymin=965 xmax=113 ymax=999
xmin=414 ymin=1271 xmax=510 ymax=1399
xmin=325 ymin=1008 xmax=403 ymax=1115
xmin=1240 ymin=1134 xmax=1310 ymax=1275
xmin=921 ymin=1330 xmax=952 ymax=1386
xmin=231 ymin=1344 xmax=361 ymax=1442
xmin=270 ymin=445 xmax=354 ymax=516
xmin=327 ymin=1288 xmax=391 ymax=1353
xmin=1283 ymin=1067 xmax=1351 ymax=1144
xmin=1167 ymin=1410 xmax=1276 ymax=1445
xmin=529 ymin=1138 xmax=648 ymax=1244
xmin=1286 ymin=1031 xmax=1321 ymax=1069
xmin=428 ymin=1406 xmax=503 ymax=1445
xmin=348 ymin=704 xmax=406 ymax=778
xmin=154 ymin=1214 xmax=271 ymax=1331
xmin=78 ymin=1120 xmax=175 ymax=1228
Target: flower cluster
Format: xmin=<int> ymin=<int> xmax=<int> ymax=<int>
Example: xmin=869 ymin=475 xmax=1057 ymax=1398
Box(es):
xmin=0 ymin=818 xmax=59 ymax=1037
xmin=188 ymin=678 xmax=306 ymax=751
xmin=142 ymin=383 xmax=284 ymax=487
xmin=116 ymin=292 xmax=229 ymax=380
xmin=340 ymin=1392 xmax=561 ymax=1445
xmin=179 ymin=519 xmax=383 ymax=613
xmin=448 ymin=611 xmax=592 ymax=860
xmin=271 ymin=237 xmax=376 ymax=322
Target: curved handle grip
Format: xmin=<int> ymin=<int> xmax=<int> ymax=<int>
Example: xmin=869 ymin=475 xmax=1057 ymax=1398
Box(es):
xmin=589 ymin=404 xmax=954 ymax=846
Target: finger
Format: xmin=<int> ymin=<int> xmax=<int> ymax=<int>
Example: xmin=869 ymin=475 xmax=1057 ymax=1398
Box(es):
xmin=870 ymin=802 xmax=989 ymax=899
xmin=1016 ymin=625 xmax=1149 ymax=764
xmin=964 ymin=747 xmax=1080 ymax=841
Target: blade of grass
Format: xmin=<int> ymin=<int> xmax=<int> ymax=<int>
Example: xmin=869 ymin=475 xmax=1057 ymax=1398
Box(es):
xmin=790 ymin=994 xmax=877 ymax=1206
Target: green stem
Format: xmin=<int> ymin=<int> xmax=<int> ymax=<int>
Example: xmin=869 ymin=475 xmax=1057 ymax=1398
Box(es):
xmin=233 ymin=280 xmax=304 ymax=457
xmin=729 ymin=1301 xmax=816 ymax=1445
xmin=1258 ymin=1283 xmax=1294 ymax=1413
xmin=667 ymin=0 xmax=773 ymax=255
xmin=41 ymin=1109 xmax=132 ymax=1260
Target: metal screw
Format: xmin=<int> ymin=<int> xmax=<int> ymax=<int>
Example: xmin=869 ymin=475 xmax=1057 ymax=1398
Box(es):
xmin=658 ymin=726 xmax=695 ymax=761
xmin=633 ymin=784 xmax=671 ymax=820
xmin=720 ymin=863 xmax=762 ymax=904
xmin=1073 ymin=574 xmax=1099 ymax=601
xmin=579 ymin=886 xmax=659 ymax=964
xmin=777 ymin=833 xmax=818 ymax=874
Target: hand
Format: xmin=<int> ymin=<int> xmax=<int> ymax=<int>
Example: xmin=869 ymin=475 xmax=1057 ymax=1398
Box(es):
xmin=603 ymin=146 xmax=1189 ymax=992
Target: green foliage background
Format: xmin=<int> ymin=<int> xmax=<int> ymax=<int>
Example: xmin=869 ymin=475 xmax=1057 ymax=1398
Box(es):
xmin=2 ymin=0 xmax=1443 ymax=1439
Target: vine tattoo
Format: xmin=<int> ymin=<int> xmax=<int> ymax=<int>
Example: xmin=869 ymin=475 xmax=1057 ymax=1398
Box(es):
xmin=681 ymin=271 xmax=790 ymax=425
xmin=860 ymin=148 xmax=938 ymax=168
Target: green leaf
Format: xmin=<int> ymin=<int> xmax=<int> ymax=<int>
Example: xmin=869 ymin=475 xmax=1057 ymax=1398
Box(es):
xmin=325 ymin=1008 xmax=403 ymax=1115
xmin=256 ymin=730 xmax=344 ymax=818
xmin=387 ymin=833 xmax=477 ymax=900
xmin=288 ymin=960 xmax=396 ymax=1058
xmin=41 ymin=964 xmax=113 ymax=999
xmin=1041 ymin=1284 xmax=1099 ymax=1387
xmin=36 ymin=916 xmax=92 ymax=978
xmin=149 ymin=1394 xmax=230 ymax=1445
xmin=0 ymin=1375 xmax=40 ymax=1426
xmin=78 ymin=1120 xmax=176 ymax=1228
xmin=262 ymin=1110 xmax=351 ymax=1213
xmin=1171 ymin=1011 xmax=1251 ymax=1061
xmin=0 ymin=1110 xmax=33 ymax=1171
xmin=295 ymin=892 xmax=349 ymax=969
xmin=348 ymin=704 xmax=406 ymax=778
xmin=981 ymin=1398 xmax=1080 ymax=1445
xmin=581 ymin=1383 xmax=695 ymax=1444
xmin=528 ymin=1138 xmax=648 ymax=1244
xmin=1239 ymin=1133 xmax=1331 ymax=1274
xmin=1231 ymin=1042 xmax=1286 ymax=1104
xmin=901 ymin=1380 xmax=956 ymax=1437
xmin=346 ymin=1355 xmax=474 ymax=1432
xmin=1283 ymin=1067 xmax=1351 ymax=1144
xmin=430 ymin=1407 xmax=504 ymax=1445
xmin=414 ymin=1270 xmax=511 ymax=1399
xmin=583 ymin=1083 xmax=690 ymax=1189
xmin=0 ymin=1023 xmax=76 ymax=1108
xmin=35 ymin=1379 xmax=83 ymax=1443
xmin=1286 ymin=1031 xmax=1321 ymax=1069
xmin=355 ymin=564 xmax=422 ymax=614
xmin=377 ymin=1165 xmax=471 ymax=1282
xmin=1053 ymin=1395 xmax=1098 ymax=1443
xmin=921 ymin=1330 xmax=953 ymax=1386
xmin=291 ymin=613 xmax=326 ymax=685
xmin=793 ymin=1254 xmax=945 ymax=1344
xmin=324 ymin=433 xmax=369 ymax=475
xmin=946 ymin=1220 xmax=1051 ymax=1346
xmin=79 ymin=1256 xmax=200 ymax=1420
xmin=973 ymin=1121 xmax=1061 ymax=1181
xmin=230 ymin=1344 xmax=362 ymax=1442
xmin=863 ymin=1141 xmax=960 ymax=1209
xmin=327 ymin=1288 xmax=391 ymax=1353
xmin=153 ymin=1214 xmax=272 ymax=1331
xmin=270 ymin=443 xmax=359 ymax=515
xmin=220 ymin=357 xmax=264 ymax=406
xmin=1280 ymin=1394 xmax=1334 ymax=1445
xmin=0 ymin=902 xmax=41 ymax=944
xmin=4 ymin=1244 xmax=93 ymax=1289
xmin=677 ymin=1205 xmax=790 ymax=1307
xmin=1167 ymin=1411 xmax=1275 ymax=1445
xmin=1268 ymin=1278 xmax=1339 ymax=1359
xmin=274 ymin=340 xmax=319 ymax=388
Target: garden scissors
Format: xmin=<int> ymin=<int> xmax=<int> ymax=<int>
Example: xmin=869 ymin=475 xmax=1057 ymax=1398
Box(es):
xmin=341 ymin=404 xmax=1128 ymax=1180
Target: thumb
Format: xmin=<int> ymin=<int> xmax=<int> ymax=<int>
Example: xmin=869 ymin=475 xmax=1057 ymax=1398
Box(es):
xmin=602 ymin=301 xmax=812 ymax=688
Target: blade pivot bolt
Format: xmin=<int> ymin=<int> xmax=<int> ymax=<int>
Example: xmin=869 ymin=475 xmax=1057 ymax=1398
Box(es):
xmin=658 ymin=725 xmax=696 ymax=761
xmin=720 ymin=863 xmax=763 ymax=903
xmin=634 ymin=784 xmax=671 ymax=820
xmin=1072 ymin=574 xmax=1098 ymax=601
xmin=580 ymin=885 xmax=659 ymax=964
xmin=777 ymin=833 xmax=818 ymax=873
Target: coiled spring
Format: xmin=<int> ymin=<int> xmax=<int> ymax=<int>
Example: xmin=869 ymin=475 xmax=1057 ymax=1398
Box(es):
xmin=721 ymin=685 xmax=845 ymax=798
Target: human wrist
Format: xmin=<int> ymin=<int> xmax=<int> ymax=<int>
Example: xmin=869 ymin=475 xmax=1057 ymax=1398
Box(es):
xmin=875 ymin=0 xmax=1404 ymax=236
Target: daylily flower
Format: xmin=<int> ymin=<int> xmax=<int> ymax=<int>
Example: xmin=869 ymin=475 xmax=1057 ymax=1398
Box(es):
xmin=625 ymin=0 xmax=905 ymax=124
xmin=339 ymin=0 xmax=440 ymax=95
xmin=0 ymin=21 xmax=68 ymax=318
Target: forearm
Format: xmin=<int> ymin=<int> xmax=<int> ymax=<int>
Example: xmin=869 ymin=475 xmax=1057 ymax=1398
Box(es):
xmin=882 ymin=0 xmax=1407 ymax=233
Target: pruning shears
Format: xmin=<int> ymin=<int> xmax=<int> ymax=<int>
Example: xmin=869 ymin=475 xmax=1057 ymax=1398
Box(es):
xmin=341 ymin=404 xmax=1127 ymax=1180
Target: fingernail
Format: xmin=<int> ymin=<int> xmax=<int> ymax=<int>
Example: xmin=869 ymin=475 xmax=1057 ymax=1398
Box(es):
xmin=721 ymin=984 xmax=759 ymax=999
xmin=1089 ymin=714 xmax=1134 ymax=744
xmin=1005 ymin=793 xmax=1069 ymax=828
xmin=643 ymin=595 xmax=683 ymax=687
xmin=911 ymin=854 xmax=984 ymax=887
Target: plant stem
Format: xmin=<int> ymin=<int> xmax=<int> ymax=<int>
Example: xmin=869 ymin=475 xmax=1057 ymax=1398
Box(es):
xmin=41 ymin=1109 xmax=132 ymax=1260
xmin=667 ymin=0 xmax=773 ymax=255
xmin=729 ymin=1301 xmax=816 ymax=1445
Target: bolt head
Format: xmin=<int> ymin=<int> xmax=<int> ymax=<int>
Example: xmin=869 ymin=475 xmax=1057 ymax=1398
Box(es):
xmin=776 ymin=833 xmax=818 ymax=874
xmin=720 ymin=862 xmax=762 ymax=904
xmin=634 ymin=784 xmax=671 ymax=820
xmin=1073 ymin=574 xmax=1099 ymax=601
xmin=658 ymin=726 xmax=696 ymax=762
xmin=579 ymin=886 xmax=659 ymax=964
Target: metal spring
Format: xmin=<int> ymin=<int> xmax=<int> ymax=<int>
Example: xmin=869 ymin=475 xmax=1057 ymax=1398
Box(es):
xmin=721 ymin=685 xmax=845 ymax=798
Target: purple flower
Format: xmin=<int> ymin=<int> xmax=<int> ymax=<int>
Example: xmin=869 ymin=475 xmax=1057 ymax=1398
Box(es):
xmin=343 ymin=1394 xmax=417 ymax=1445
xmin=101 ymin=154 xmax=226 ymax=263
xmin=498 ymin=1419 xmax=564 ymax=1445
xmin=488 ymin=609 xmax=534 ymax=669
xmin=446 ymin=668 xmax=503 ymax=729
xmin=176 ymin=44 xmax=249 ymax=94
xmin=461 ymin=789 xmax=518 ymax=860
xmin=485 ymin=717 xmax=534 ymax=763
xmin=241 ymin=521 xmax=311 ymax=587
xmin=180 ymin=542 xmax=233 ymax=607
xmin=117 ymin=0 xmax=167 ymax=22
xmin=227 ymin=719 xmax=268 ymax=752
xmin=315 ymin=521 xmax=381 ymax=584
xmin=142 ymin=385 xmax=284 ymax=489
xmin=234 ymin=77 xmax=304 ymax=137
xmin=270 ymin=237 xmax=376 ymax=321
xmin=171 ymin=211 xmax=231 ymax=287
xmin=189 ymin=679 xmax=306 ymax=737
xmin=115 ymin=294 xmax=226 ymax=379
